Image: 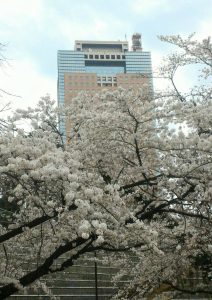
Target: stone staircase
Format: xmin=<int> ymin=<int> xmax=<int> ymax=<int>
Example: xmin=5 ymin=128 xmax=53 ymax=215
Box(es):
xmin=7 ymin=251 xmax=130 ymax=300
xmin=3 ymin=250 xmax=212 ymax=300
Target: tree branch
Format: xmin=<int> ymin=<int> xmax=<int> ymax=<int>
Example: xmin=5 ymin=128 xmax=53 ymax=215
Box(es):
xmin=0 ymin=237 xmax=88 ymax=299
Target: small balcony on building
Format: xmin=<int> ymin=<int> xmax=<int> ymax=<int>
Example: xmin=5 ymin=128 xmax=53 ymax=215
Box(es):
xmin=97 ymin=75 xmax=118 ymax=87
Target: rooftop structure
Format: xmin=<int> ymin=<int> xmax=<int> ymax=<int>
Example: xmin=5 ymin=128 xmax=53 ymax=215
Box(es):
xmin=74 ymin=40 xmax=129 ymax=52
xmin=132 ymin=33 xmax=142 ymax=51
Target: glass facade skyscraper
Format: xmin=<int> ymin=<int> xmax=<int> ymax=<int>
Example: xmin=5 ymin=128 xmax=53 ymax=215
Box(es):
xmin=57 ymin=34 xmax=153 ymax=137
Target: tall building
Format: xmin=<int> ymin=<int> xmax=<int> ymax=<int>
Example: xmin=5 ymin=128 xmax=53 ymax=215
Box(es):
xmin=57 ymin=33 xmax=153 ymax=137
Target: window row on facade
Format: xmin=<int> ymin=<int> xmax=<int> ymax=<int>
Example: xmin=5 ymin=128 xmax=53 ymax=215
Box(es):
xmin=84 ymin=54 xmax=126 ymax=60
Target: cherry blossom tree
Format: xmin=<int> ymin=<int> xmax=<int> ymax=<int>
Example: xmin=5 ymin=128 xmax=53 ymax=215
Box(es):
xmin=0 ymin=35 xmax=211 ymax=299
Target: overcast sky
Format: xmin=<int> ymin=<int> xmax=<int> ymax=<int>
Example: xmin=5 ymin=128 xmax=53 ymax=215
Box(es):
xmin=0 ymin=0 xmax=211 ymax=112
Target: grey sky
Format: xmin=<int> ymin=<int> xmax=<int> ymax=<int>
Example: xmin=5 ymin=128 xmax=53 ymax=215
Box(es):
xmin=0 ymin=0 xmax=211 ymax=111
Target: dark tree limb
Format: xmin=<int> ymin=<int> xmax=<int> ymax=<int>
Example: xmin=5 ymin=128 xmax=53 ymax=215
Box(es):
xmin=0 ymin=237 xmax=90 ymax=299
xmin=0 ymin=203 xmax=77 ymax=244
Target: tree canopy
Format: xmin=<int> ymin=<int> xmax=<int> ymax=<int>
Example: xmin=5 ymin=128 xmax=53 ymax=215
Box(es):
xmin=0 ymin=35 xmax=211 ymax=299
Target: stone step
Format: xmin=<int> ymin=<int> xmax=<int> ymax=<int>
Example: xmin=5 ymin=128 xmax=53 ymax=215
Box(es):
xmin=9 ymin=295 xmax=112 ymax=300
xmin=41 ymin=279 xmax=130 ymax=287
xmin=14 ymin=287 xmax=118 ymax=296
xmin=21 ymin=263 xmax=120 ymax=274
xmin=47 ymin=271 xmax=130 ymax=281
xmin=54 ymin=286 xmax=117 ymax=296
xmin=5 ymin=254 xmax=138 ymax=267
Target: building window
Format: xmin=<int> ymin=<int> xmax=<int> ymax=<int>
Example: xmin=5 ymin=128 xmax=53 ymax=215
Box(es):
xmin=89 ymin=55 xmax=93 ymax=59
xmin=95 ymin=55 xmax=99 ymax=59
xmin=111 ymin=55 xmax=115 ymax=59
xmin=85 ymin=54 xmax=88 ymax=59
xmin=106 ymin=55 xmax=110 ymax=59
xmin=102 ymin=83 xmax=112 ymax=87
xmin=100 ymin=55 xmax=104 ymax=59
xmin=117 ymin=55 xmax=121 ymax=59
